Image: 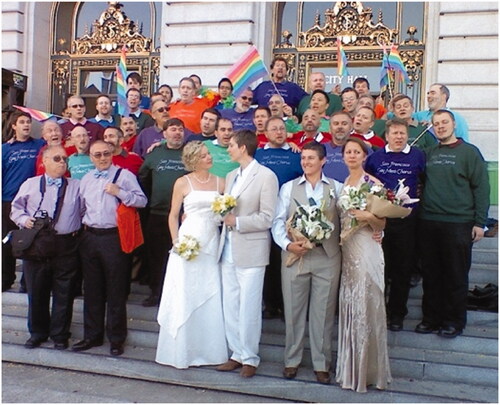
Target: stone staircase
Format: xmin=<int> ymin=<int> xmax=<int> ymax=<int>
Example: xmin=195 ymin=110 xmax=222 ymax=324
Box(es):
xmin=2 ymin=234 xmax=498 ymax=403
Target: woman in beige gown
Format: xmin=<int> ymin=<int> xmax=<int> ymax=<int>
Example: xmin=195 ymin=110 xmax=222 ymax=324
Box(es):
xmin=335 ymin=137 xmax=392 ymax=393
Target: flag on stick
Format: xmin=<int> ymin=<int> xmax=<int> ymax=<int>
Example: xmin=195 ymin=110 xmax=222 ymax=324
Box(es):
xmin=13 ymin=105 xmax=57 ymax=122
xmin=336 ymin=38 xmax=349 ymax=77
xmin=387 ymin=44 xmax=410 ymax=84
xmin=379 ymin=46 xmax=391 ymax=89
xmin=116 ymin=45 xmax=129 ymax=116
xmin=225 ymin=46 xmax=268 ymax=98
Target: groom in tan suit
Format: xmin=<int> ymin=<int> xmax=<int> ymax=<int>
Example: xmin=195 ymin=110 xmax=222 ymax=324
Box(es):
xmin=216 ymin=130 xmax=279 ymax=378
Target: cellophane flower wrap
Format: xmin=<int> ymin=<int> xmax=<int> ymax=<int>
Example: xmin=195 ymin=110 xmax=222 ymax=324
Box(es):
xmin=338 ymin=176 xmax=418 ymax=243
xmin=173 ymin=235 xmax=201 ymax=261
xmin=285 ymin=198 xmax=334 ymax=268
xmin=211 ymin=194 xmax=237 ymax=217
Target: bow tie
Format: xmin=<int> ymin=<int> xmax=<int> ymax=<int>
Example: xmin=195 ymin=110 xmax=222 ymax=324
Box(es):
xmin=47 ymin=177 xmax=62 ymax=187
xmin=94 ymin=170 xmax=109 ymax=179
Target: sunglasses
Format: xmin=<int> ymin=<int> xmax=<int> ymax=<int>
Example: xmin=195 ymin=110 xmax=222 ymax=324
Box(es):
xmin=154 ymin=107 xmax=169 ymax=113
xmin=240 ymin=96 xmax=253 ymax=102
xmin=91 ymin=151 xmax=112 ymax=159
xmin=70 ymin=104 xmax=85 ymax=109
xmin=51 ymin=155 xmax=68 ymax=163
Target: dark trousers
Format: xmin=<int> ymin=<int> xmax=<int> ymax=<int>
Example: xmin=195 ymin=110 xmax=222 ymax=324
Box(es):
xmin=263 ymin=240 xmax=284 ymax=312
xmin=2 ymin=201 xmax=17 ymax=289
xmin=382 ymin=215 xmax=417 ymax=321
xmin=80 ymin=229 xmax=130 ymax=344
xmin=146 ymin=213 xmax=171 ymax=297
xmin=419 ymin=219 xmax=474 ymax=330
xmin=23 ymin=234 xmax=79 ymax=342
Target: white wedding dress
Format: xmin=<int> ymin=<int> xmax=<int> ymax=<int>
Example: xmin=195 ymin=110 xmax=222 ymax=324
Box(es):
xmin=156 ymin=178 xmax=228 ymax=368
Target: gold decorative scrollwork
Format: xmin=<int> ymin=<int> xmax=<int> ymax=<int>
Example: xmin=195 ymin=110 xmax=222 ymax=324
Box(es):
xmin=298 ymin=1 xmax=397 ymax=48
xmin=400 ymin=26 xmax=424 ymax=85
xmin=52 ymin=59 xmax=70 ymax=95
xmin=72 ymin=2 xmax=152 ymax=55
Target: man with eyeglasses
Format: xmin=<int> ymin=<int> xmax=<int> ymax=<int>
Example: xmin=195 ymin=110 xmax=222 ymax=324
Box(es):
xmin=2 ymin=111 xmax=45 ymax=292
xmin=138 ymin=118 xmax=188 ymax=307
xmin=67 ymin=126 xmax=94 ymax=180
xmin=10 ymin=145 xmax=82 ymax=350
xmin=268 ymin=94 xmax=301 ymax=134
xmin=220 ymin=88 xmax=256 ymax=131
xmin=74 ymin=140 xmax=147 ymax=356
xmin=133 ymin=99 xmax=171 ymax=158
xmin=60 ymin=95 xmax=104 ymax=143
xmin=116 ymin=88 xmax=155 ymax=134
xmin=340 ymin=87 xmax=359 ymax=118
xmin=35 ymin=121 xmax=73 ymax=176
xmin=255 ymin=117 xmax=303 ymax=320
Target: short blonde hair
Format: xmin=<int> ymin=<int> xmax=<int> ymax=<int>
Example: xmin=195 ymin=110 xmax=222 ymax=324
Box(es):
xmin=182 ymin=141 xmax=205 ymax=172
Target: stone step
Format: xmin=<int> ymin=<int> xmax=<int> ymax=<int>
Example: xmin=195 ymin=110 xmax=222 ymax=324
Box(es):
xmin=2 ymin=340 xmax=497 ymax=403
xmin=472 ymin=248 xmax=498 ymax=265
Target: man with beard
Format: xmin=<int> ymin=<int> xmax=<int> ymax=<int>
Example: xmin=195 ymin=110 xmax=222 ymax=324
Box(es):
xmin=120 ymin=116 xmax=139 ymax=152
xmin=289 ymin=109 xmax=332 ymax=148
xmin=104 ymin=127 xmax=144 ymax=176
xmin=138 ymin=118 xmax=188 ymax=307
xmin=89 ymin=95 xmax=116 ymax=128
xmin=221 ymin=88 xmax=256 ymax=131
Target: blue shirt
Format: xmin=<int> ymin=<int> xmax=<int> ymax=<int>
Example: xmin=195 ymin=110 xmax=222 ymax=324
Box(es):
xmin=2 ymin=137 xmax=45 ymax=201
xmin=220 ymin=108 xmax=256 ymax=131
xmin=255 ymin=145 xmax=303 ymax=188
xmin=253 ymin=81 xmax=308 ymax=109
xmin=68 ymin=153 xmax=94 ymax=180
xmin=413 ymin=108 xmax=469 ymax=142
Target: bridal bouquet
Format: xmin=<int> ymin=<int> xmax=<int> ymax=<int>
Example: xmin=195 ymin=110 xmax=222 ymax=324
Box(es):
xmin=338 ymin=176 xmax=418 ymax=241
xmin=285 ymin=199 xmax=334 ymax=267
xmin=211 ymin=194 xmax=237 ymax=217
xmin=173 ymin=235 xmax=200 ymax=261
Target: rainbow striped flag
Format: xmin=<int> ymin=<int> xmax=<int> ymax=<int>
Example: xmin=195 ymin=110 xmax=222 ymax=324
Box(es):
xmin=337 ymin=38 xmax=349 ymax=77
xmin=13 ymin=105 xmax=57 ymax=121
xmin=387 ymin=44 xmax=410 ymax=84
xmin=115 ymin=45 xmax=129 ymax=116
xmin=379 ymin=46 xmax=391 ymax=89
xmin=225 ymin=46 xmax=268 ymax=98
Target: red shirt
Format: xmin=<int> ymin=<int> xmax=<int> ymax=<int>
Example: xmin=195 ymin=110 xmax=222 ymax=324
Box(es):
xmin=350 ymin=131 xmax=385 ymax=149
xmin=256 ymin=132 xmax=268 ymax=148
xmin=289 ymin=131 xmax=332 ymax=148
xmin=122 ymin=135 xmax=138 ymax=152
xmin=111 ymin=149 xmax=144 ymax=176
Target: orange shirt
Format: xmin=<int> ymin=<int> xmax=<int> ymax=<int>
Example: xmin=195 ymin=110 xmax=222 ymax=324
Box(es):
xmin=168 ymin=98 xmax=211 ymax=134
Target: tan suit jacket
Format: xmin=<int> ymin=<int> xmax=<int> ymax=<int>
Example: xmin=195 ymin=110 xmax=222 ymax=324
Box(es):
xmin=218 ymin=161 xmax=279 ymax=268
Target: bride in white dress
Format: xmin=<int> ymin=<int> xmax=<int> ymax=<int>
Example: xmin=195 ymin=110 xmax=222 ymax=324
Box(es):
xmin=156 ymin=141 xmax=228 ymax=368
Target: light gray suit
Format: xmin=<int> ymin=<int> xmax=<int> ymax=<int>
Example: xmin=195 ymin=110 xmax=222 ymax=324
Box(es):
xmin=218 ymin=160 xmax=279 ymax=367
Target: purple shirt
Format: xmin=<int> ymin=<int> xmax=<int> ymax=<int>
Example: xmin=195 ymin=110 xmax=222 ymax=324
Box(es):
xmin=10 ymin=175 xmax=82 ymax=234
xmin=133 ymin=125 xmax=164 ymax=158
xmin=80 ymin=165 xmax=147 ymax=228
xmin=220 ymin=108 xmax=256 ymax=131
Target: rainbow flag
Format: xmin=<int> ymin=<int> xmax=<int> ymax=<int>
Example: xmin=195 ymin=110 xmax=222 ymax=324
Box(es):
xmin=115 ymin=45 xmax=129 ymax=116
xmin=225 ymin=46 xmax=268 ymax=98
xmin=379 ymin=46 xmax=391 ymax=89
xmin=337 ymin=38 xmax=349 ymax=77
xmin=387 ymin=44 xmax=410 ymax=84
xmin=13 ymin=105 xmax=56 ymax=121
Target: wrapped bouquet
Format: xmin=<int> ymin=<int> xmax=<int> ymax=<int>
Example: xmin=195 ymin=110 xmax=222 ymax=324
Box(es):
xmin=285 ymin=199 xmax=334 ymax=268
xmin=173 ymin=235 xmax=200 ymax=261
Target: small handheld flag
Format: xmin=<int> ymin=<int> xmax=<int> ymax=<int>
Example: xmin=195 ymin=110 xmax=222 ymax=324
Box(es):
xmin=13 ymin=105 xmax=57 ymax=122
xmin=379 ymin=46 xmax=391 ymax=89
xmin=116 ymin=45 xmax=129 ymax=116
xmin=336 ymin=38 xmax=349 ymax=77
xmin=225 ymin=46 xmax=269 ymax=98
xmin=387 ymin=44 xmax=410 ymax=84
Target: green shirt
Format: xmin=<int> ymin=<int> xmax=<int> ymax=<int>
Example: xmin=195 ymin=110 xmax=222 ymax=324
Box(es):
xmin=296 ymin=93 xmax=342 ymax=121
xmin=204 ymin=140 xmax=239 ymax=178
xmin=138 ymin=146 xmax=187 ymax=215
xmin=420 ymin=140 xmax=489 ymax=226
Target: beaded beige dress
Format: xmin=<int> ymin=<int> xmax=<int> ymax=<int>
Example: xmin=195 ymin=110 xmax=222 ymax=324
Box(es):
xmin=335 ymin=178 xmax=392 ymax=393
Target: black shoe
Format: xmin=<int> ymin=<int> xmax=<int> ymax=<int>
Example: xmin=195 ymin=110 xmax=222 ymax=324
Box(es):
xmin=110 ymin=343 xmax=124 ymax=356
xmin=415 ymin=321 xmax=440 ymax=334
xmin=388 ymin=320 xmax=403 ymax=332
xmin=24 ymin=337 xmax=47 ymax=349
xmin=72 ymin=338 xmax=103 ymax=352
xmin=54 ymin=340 xmax=69 ymax=350
xmin=438 ymin=326 xmax=463 ymax=339
xmin=2 ymin=284 xmax=13 ymax=292
xmin=142 ymin=295 xmax=159 ymax=307
xmin=262 ymin=307 xmax=283 ymax=320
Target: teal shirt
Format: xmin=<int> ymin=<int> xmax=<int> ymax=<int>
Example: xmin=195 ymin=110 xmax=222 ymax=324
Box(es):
xmin=67 ymin=153 xmax=94 ymax=180
xmin=297 ymin=93 xmax=342 ymax=121
xmin=204 ymin=140 xmax=239 ymax=178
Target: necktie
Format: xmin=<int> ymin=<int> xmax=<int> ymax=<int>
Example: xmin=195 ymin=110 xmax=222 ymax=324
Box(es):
xmin=47 ymin=177 xmax=62 ymax=187
xmin=94 ymin=170 xmax=108 ymax=179
xmin=308 ymin=197 xmax=317 ymax=206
